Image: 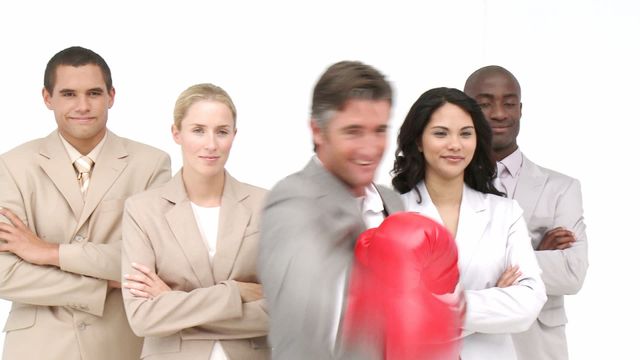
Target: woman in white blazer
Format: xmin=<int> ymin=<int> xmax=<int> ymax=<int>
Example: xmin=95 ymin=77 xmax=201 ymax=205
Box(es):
xmin=391 ymin=87 xmax=546 ymax=360
xmin=121 ymin=84 xmax=270 ymax=359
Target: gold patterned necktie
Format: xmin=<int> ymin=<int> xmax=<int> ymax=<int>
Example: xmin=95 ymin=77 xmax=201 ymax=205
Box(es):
xmin=73 ymin=156 xmax=94 ymax=200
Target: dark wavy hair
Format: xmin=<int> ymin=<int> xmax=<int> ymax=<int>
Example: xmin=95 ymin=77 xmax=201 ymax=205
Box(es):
xmin=391 ymin=87 xmax=502 ymax=201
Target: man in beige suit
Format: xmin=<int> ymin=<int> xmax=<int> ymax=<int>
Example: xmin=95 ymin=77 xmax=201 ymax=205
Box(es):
xmin=465 ymin=66 xmax=588 ymax=360
xmin=0 ymin=46 xmax=171 ymax=360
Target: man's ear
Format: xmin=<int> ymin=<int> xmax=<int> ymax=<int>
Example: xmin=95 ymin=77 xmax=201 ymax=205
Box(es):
xmin=310 ymin=118 xmax=324 ymax=149
xmin=42 ymin=87 xmax=54 ymax=110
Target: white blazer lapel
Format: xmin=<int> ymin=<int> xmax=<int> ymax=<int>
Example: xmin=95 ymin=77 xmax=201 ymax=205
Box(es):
xmin=405 ymin=181 xmax=442 ymax=223
xmin=455 ymin=185 xmax=490 ymax=277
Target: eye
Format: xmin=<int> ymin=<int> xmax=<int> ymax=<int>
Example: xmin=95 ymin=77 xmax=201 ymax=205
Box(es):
xmin=344 ymin=128 xmax=362 ymax=137
xmin=504 ymin=102 xmax=517 ymax=108
xmin=477 ymin=102 xmax=490 ymax=109
xmin=461 ymin=131 xmax=474 ymax=138
xmin=61 ymin=91 xmax=75 ymax=97
xmin=432 ymin=130 xmax=447 ymax=137
xmin=192 ymin=127 xmax=204 ymax=134
xmin=88 ymin=91 xmax=103 ymax=97
xmin=375 ymin=126 xmax=388 ymax=134
xmin=217 ymin=129 xmax=230 ymax=136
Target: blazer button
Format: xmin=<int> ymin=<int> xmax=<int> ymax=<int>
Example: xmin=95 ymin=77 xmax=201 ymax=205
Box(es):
xmin=78 ymin=322 xmax=87 ymax=330
xmin=73 ymin=235 xmax=84 ymax=242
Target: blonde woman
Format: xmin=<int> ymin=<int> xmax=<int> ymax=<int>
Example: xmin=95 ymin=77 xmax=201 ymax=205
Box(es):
xmin=121 ymin=84 xmax=270 ymax=359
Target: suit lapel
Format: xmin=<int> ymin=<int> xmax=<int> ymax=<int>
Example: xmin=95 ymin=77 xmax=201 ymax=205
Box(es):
xmin=77 ymin=132 xmax=128 ymax=229
xmin=213 ymin=172 xmax=251 ymax=283
xmin=38 ymin=132 xmax=84 ymax=222
xmin=163 ymin=172 xmax=215 ymax=287
xmin=455 ymin=185 xmax=490 ymax=277
xmin=514 ymin=155 xmax=547 ymax=223
xmin=306 ymin=159 xmax=366 ymax=237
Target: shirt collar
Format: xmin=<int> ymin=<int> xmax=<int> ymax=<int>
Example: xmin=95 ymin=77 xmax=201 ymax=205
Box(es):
xmin=361 ymin=183 xmax=384 ymax=214
xmin=58 ymin=131 xmax=107 ymax=164
xmin=498 ymin=148 xmax=523 ymax=178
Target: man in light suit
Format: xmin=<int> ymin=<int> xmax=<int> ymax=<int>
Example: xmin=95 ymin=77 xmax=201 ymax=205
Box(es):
xmin=0 ymin=46 xmax=171 ymax=360
xmin=258 ymin=61 xmax=404 ymax=360
xmin=464 ymin=65 xmax=588 ymax=360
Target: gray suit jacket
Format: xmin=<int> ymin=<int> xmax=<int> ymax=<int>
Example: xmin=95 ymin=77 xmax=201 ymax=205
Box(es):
xmin=511 ymin=155 xmax=588 ymax=360
xmin=258 ymin=159 xmax=403 ymax=360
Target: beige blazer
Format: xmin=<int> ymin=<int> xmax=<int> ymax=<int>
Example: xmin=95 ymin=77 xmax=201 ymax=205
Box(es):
xmin=0 ymin=130 xmax=171 ymax=360
xmin=511 ymin=155 xmax=589 ymax=360
xmin=122 ymin=170 xmax=270 ymax=360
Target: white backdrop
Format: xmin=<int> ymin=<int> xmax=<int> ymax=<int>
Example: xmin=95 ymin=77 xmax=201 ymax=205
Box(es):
xmin=1 ymin=0 xmax=638 ymax=358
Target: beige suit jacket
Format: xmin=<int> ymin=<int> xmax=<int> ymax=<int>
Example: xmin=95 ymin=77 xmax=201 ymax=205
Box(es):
xmin=511 ymin=155 xmax=588 ymax=360
xmin=122 ymin=170 xmax=270 ymax=360
xmin=0 ymin=130 xmax=171 ymax=360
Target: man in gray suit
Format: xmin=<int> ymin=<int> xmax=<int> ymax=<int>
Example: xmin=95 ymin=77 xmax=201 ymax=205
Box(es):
xmin=259 ymin=61 xmax=404 ymax=360
xmin=464 ymin=66 xmax=588 ymax=360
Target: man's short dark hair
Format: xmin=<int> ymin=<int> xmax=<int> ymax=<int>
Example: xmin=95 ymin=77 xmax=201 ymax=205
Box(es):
xmin=44 ymin=46 xmax=112 ymax=93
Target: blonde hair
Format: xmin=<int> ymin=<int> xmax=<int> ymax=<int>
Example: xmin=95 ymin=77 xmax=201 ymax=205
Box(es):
xmin=173 ymin=83 xmax=237 ymax=129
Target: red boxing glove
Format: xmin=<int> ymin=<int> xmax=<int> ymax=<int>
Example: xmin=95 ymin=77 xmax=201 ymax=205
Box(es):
xmin=342 ymin=212 xmax=464 ymax=360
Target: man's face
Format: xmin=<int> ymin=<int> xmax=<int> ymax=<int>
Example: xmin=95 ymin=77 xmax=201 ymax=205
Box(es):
xmin=465 ymin=72 xmax=521 ymax=157
xmin=312 ymin=99 xmax=391 ymax=197
xmin=43 ymin=64 xmax=114 ymax=154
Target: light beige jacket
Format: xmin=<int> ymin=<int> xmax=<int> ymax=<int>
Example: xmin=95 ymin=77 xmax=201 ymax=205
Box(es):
xmin=0 ymin=130 xmax=171 ymax=360
xmin=122 ymin=170 xmax=270 ymax=360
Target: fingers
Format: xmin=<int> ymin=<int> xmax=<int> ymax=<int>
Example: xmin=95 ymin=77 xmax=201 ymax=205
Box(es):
xmin=545 ymin=227 xmax=574 ymax=239
xmin=131 ymin=262 xmax=152 ymax=275
xmin=0 ymin=208 xmax=26 ymax=229
xmin=0 ymin=223 xmax=17 ymax=239
xmin=127 ymin=287 xmax=152 ymax=299
xmin=496 ymin=266 xmax=521 ymax=288
xmin=124 ymin=273 xmax=153 ymax=288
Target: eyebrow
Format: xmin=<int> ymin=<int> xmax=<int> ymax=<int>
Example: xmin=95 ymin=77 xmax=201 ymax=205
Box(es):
xmin=430 ymin=125 xmax=475 ymax=130
xmin=57 ymin=87 xmax=105 ymax=94
xmin=476 ymin=92 xmax=519 ymax=99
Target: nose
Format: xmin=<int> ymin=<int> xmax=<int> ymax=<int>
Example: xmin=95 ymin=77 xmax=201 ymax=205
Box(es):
xmin=75 ymin=95 xmax=90 ymax=113
xmin=448 ymin=135 xmax=462 ymax=151
xmin=360 ymin=132 xmax=386 ymax=159
xmin=204 ymin=131 xmax=217 ymax=151
xmin=490 ymin=104 xmax=508 ymax=121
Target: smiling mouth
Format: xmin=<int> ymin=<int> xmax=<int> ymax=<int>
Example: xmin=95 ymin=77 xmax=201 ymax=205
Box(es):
xmin=442 ymin=156 xmax=465 ymax=161
xmin=354 ymin=160 xmax=374 ymax=166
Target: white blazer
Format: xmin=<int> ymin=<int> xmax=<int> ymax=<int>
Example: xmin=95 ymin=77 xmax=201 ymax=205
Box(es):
xmin=402 ymin=182 xmax=547 ymax=360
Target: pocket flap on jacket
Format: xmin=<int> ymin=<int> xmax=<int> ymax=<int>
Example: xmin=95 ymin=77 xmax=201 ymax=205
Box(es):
xmin=250 ymin=336 xmax=270 ymax=349
xmin=538 ymin=306 xmax=568 ymax=327
xmin=3 ymin=305 xmax=36 ymax=332
xmin=140 ymin=334 xmax=181 ymax=358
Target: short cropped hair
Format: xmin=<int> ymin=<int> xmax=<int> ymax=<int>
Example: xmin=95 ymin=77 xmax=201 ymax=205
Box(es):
xmin=44 ymin=46 xmax=113 ymax=93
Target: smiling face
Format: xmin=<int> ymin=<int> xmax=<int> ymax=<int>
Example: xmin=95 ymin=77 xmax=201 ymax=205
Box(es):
xmin=465 ymin=70 xmax=522 ymax=160
xmin=43 ymin=64 xmax=114 ymax=154
xmin=421 ymin=103 xmax=477 ymax=182
xmin=172 ymin=100 xmax=236 ymax=180
xmin=312 ymin=99 xmax=391 ymax=197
